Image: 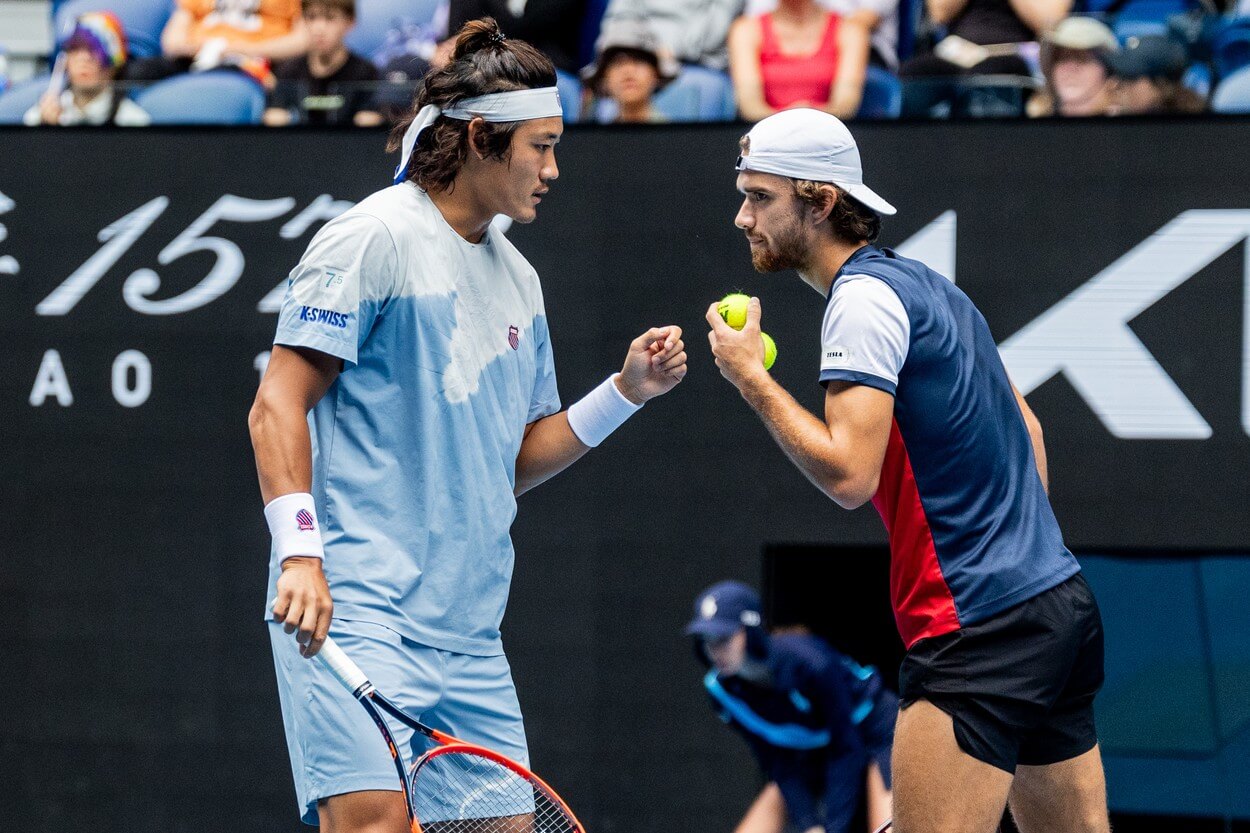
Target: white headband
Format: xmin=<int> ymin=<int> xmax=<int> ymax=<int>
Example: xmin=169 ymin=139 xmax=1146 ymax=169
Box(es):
xmin=393 ymin=86 xmax=563 ymax=184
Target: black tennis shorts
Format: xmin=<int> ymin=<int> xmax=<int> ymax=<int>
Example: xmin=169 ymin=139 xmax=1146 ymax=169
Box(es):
xmin=898 ymin=572 xmax=1104 ymax=773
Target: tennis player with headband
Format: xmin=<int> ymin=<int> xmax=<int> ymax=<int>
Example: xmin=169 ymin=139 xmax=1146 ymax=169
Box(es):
xmin=249 ymin=18 xmax=687 ymax=831
xmin=705 ymin=109 xmax=1107 ymax=833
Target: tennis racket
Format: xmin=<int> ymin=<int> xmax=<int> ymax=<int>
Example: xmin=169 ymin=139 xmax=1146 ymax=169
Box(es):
xmin=317 ymin=636 xmax=586 ymax=833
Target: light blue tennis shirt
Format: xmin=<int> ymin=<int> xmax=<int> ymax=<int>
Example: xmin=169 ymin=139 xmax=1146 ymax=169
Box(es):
xmin=264 ymin=183 xmax=561 ymax=656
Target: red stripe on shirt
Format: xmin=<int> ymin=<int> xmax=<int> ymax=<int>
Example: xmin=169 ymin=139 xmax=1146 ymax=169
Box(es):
xmin=872 ymin=419 xmax=961 ymax=649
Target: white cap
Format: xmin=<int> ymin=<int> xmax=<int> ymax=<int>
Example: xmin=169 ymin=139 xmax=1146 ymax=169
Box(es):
xmin=736 ymin=109 xmax=896 ymax=216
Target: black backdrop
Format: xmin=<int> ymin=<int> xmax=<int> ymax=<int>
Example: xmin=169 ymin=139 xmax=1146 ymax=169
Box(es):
xmin=1 ymin=119 xmax=1248 ymax=831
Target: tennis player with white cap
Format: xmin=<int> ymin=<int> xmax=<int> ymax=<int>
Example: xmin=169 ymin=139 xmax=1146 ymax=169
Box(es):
xmin=705 ymin=109 xmax=1108 ymax=833
xmin=250 ymin=18 xmax=687 ymax=831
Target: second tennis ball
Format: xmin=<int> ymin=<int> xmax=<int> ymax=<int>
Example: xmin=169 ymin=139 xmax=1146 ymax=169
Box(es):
xmin=718 ymin=293 xmax=751 ymax=330
xmin=761 ymin=332 xmax=777 ymax=371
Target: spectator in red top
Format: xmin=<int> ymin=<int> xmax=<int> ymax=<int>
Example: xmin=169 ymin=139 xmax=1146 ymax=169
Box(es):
xmin=729 ymin=0 xmax=871 ymax=121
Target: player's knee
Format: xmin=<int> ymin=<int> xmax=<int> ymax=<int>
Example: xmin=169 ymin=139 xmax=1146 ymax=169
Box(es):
xmin=1076 ymin=805 xmax=1110 ymax=833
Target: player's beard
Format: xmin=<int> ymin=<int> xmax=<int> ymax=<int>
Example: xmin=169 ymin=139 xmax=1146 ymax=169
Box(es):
xmin=750 ymin=216 xmax=810 ymax=273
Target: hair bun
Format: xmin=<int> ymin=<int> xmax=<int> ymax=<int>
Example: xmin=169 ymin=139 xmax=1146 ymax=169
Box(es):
xmin=452 ymin=16 xmax=507 ymax=61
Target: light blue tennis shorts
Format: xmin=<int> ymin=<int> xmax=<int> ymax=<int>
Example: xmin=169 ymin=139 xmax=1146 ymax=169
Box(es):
xmin=269 ymin=618 xmax=529 ymax=825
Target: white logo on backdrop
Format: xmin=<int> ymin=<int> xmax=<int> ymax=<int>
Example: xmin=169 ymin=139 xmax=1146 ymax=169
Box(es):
xmin=0 ymin=190 xmax=19 ymax=276
xmin=14 ymin=198 xmax=1250 ymax=438
xmin=998 ymin=210 xmax=1250 ymax=439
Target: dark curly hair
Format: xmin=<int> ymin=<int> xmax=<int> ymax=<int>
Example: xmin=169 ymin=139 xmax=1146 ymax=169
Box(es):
xmin=387 ymin=17 xmax=557 ymax=193
xmin=792 ymin=180 xmax=881 ymax=244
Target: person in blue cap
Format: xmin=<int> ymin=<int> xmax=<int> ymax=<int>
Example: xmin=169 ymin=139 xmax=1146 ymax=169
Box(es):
xmin=687 ymin=580 xmax=896 ymax=833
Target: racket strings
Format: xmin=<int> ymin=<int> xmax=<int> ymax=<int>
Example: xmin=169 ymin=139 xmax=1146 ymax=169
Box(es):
xmin=411 ymin=750 xmax=578 ymax=833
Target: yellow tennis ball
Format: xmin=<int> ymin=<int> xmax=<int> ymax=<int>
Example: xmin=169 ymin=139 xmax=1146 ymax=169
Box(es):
xmin=718 ymin=293 xmax=751 ymax=331
xmin=761 ymin=332 xmax=777 ymax=371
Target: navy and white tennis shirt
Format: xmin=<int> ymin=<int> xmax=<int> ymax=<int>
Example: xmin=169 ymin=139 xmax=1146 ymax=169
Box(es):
xmin=819 ymin=246 xmax=1080 ymax=649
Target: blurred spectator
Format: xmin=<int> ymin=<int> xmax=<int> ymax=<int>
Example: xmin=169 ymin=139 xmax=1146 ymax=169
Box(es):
xmin=900 ymin=0 xmax=1071 ymax=115
xmin=1027 ymin=16 xmax=1117 ymax=116
xmin=581 ymin=17 xmax=679 ymax=122
xmin=730 ymin=0 xmax=871 ymax=121
xmin=126 ymin=0 xmax=307 ymax=80
xmin=600 ymin=0 xmax=745 ymax=71
xmin=747 ymin=0 xmax=901 ymax=70
xmin=444 ymin=1 xmax=587 ymax=73
xmin=264 ymin=0 xmax=381 ymax=125
xmin=25 ymin=12 xmax=151 ymax=126
xmin=1105 ymin=34 xmax=1205 ymax=114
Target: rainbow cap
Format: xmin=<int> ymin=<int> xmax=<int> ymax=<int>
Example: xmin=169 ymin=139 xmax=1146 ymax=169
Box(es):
xmin=64 ymin=11 xmax=128 ymax=71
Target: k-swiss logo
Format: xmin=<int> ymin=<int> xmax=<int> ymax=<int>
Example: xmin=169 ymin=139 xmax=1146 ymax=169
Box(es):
xmin=508 ymin=325 xmax=520 ymax=350
xmin=298 ymin=305 xmax=349 ymax=329
xmin=295 ymin=509 xmax=315 ymax=532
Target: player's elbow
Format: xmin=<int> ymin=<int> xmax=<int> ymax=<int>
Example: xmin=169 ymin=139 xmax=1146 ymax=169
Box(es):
xmin=824 ymin=471 xmax=879 ymax=510
xmin=248 ymin=388 xmax=281 ymax=449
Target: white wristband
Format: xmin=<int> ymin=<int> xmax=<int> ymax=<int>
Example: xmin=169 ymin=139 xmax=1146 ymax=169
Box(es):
xmin=264 ymin=492 xmax=325 ymax=562
xmin=567 ymin=374 xmax=643 ymax=448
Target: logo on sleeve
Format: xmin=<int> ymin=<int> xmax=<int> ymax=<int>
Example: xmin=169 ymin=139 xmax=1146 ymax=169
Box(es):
xmin=822 ymin=344 xmax=852 ymax=368
xmin=508 ymin=325 xmax=520 ymax=350
xmin=298 ymin=305 xmax=351 ymax=329
xmin=323 ymin=269 xmax=345 ymax=289
xmin=295 ymin=509 xmax=316 ymax=532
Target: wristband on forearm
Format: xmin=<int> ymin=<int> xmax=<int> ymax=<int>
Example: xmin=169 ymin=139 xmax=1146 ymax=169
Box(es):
xmin=264 ymin=492 xmax=325 ymax=562
xmin=566 ymin=374 xmax=643 ymax=448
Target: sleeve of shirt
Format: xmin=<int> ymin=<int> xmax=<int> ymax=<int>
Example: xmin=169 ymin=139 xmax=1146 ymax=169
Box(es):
xmin=818 ymin=274 xmax=909 ymax=396
xmin=273 ymin=212 xmax=397 ymax=365
xmin=527 ymin=312 xmax=561 ymax=423
xmin=800 ymin=657 xmax=857 ymax=755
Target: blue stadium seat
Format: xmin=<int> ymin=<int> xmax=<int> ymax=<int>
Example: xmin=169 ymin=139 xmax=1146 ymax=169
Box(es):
xmin=654 ymin=65 xmax=735 ymax=122
xmin=0 ymin=76 xmax=51 ymax=124
xmin=345 ymin=0 xmax=443 ymax=59
xmin=856 ymin=65 xmax=901 ymax=119
xmin=135 ymin=71 xmax=265 ymax=123
xmin=1212 ymin=18 xmax=1250 ymax=80
xmin=555 ymin=68 xmax=582 ymax=122
xmin=1112 ymin=0 xmax=1199 ymax=43
xmin=1211 ymin=63 xmax=1250 ymax=112
xmin=1181 ymin=61 xmax=1211 ymax=97
xmin=55 ymin=0 xmax=174 ymax=59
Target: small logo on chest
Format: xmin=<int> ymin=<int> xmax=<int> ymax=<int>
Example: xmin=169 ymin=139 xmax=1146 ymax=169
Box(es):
xmin=508 ymin=325 xmax=520 ymax=350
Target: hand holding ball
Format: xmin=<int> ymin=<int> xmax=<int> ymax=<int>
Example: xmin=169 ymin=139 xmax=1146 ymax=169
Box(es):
xmin=717 ymin=293 xmax=751 ymax=330
xmin=718 ymin=293 xmax=778 ymax=371
xmin=760 ymin=332 xmax=777 ymax=371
